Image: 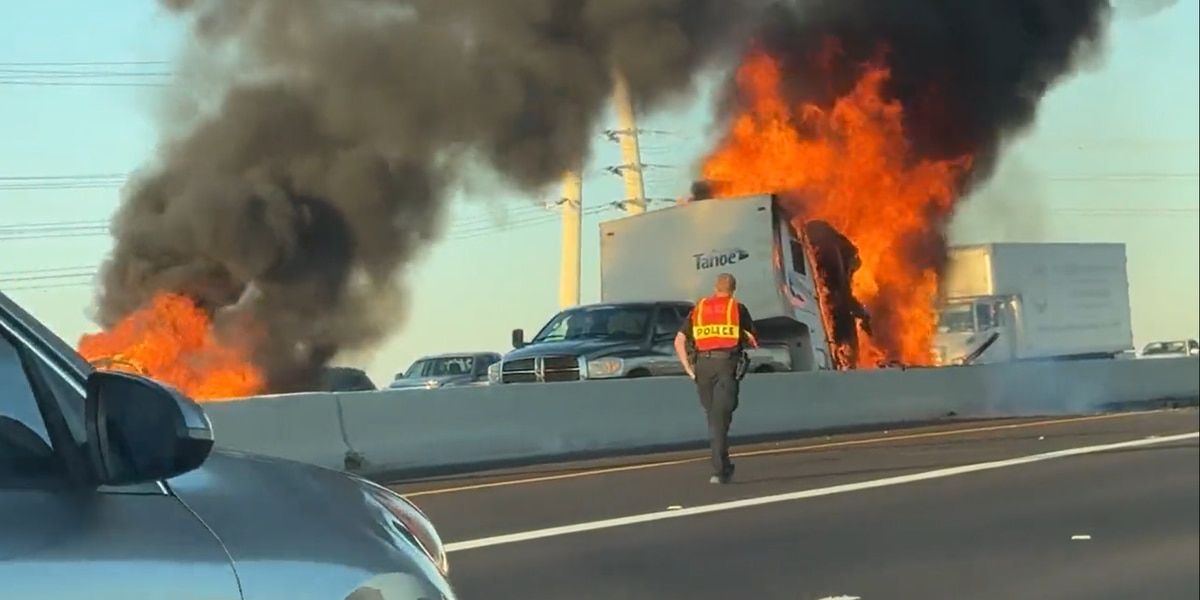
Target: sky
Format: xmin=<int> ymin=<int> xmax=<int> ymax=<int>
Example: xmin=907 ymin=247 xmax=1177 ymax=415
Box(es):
xmin=1 ymin=1 xmax=1197 ymax=387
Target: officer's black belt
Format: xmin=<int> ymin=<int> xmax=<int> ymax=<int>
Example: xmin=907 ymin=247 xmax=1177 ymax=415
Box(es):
xmin=696 ymin=349 xmax=740 ymax=358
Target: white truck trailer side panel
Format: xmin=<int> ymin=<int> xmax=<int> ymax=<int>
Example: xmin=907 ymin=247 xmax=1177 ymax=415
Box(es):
xmin=940 ymin=245 xmax=995 ymax=298
xmin=945 ymin=242 xmax=1133 ymax=359
xmin=599 ymin=195 xmax=786 ymax=320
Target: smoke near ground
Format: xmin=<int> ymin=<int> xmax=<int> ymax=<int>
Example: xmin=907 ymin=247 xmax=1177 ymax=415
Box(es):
xmin=98 ymin=0 xmax=761 ymax=391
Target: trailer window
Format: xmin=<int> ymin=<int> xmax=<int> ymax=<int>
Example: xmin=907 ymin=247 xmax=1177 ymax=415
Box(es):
xmin=789 ymin=239 xmax=808 ymax=275
xmin=784 ymin=221 xmax=808 ymax=275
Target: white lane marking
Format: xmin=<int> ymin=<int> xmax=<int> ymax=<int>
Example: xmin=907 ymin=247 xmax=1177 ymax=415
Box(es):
xmin=1071 ymin=534 xmax=1092 ymax=540
xmin=816 ymin=596 xmax=861 ymax=600
xmin=445 ymin=431 xmax=1197 ymax=553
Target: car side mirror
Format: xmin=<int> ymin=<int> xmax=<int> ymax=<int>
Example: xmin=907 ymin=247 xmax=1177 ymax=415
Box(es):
xmin=85 ymin=370 xmax=214 ymax=487
xmin=511 ymin=328 xmax=526 ymax=349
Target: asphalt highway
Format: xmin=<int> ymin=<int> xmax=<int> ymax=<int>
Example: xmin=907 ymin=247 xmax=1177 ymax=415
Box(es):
xmin=390 ymin=410 xmax=1199 ymax=600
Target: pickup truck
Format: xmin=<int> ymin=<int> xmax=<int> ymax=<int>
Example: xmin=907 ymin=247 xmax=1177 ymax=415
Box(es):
xmin=487 ymin=300 xmax=790 ymax=384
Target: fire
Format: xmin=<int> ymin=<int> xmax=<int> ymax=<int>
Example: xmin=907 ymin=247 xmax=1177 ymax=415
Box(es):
xmin=702 ymin=47 xmax=971 ymax=368
xmin=78 ymin=292 xmax=265 ymax=400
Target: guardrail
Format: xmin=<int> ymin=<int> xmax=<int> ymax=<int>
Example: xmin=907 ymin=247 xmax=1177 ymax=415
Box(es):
xmin=201 ymin=356 xmax=1200 ymax=478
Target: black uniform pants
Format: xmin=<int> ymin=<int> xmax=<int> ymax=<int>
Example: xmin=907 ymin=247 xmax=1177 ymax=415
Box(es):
xmin=693 ymin=352 xmax=740 ymax=476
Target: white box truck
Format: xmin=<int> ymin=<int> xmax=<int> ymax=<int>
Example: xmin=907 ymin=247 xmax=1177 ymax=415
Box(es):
xmin=933 ymin=242 xmax=1134 ymax=365
xmin=599 ymin=194 xmax=840 ymax=371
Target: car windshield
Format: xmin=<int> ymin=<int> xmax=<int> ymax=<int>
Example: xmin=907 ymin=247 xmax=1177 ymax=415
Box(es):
xmin=937 ymin=303 xmax=976 ymax=334
xmin=400 ymin=356 xmax=474 ymax=379
xmin=398 ymin=360 xmax=425 ymax=379
xmin=1143 ymin=341 xmax=1186 ymax=355
xmin=532 ymin=305 xmax=652 ymax=343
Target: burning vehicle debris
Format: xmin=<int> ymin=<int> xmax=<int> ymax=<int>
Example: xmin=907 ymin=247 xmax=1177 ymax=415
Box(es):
xmin=80 ymin=0 xmax=1114 ymax=394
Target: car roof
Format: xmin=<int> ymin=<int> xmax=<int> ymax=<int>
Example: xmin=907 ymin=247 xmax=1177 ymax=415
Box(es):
xmin=415 ymin=351 xmax=500 ymax=360
xmin=569 ymin=301 xmax=694 ymax=311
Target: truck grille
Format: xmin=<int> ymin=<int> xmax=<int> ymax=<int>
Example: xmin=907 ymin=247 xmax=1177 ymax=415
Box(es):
xmin=500 ymin=355 xmax=580 ymax=383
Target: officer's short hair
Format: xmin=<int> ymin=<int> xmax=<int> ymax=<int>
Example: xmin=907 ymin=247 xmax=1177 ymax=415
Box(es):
xmin=715 ymin=273 xmax=736 ymax=293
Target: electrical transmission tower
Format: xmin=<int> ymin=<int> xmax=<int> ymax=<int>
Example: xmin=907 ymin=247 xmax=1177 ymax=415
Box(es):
xmin=556 ymin=69 xmax=655 ymax=309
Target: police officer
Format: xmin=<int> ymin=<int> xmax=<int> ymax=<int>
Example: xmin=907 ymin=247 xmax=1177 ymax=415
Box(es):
xmin=673 ymin=272 xmax=758 ymax=484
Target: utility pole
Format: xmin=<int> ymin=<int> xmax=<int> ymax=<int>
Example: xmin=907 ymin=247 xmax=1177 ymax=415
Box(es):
xmin=557 ymin=169 xmax=583 ymax=309
xmin=611 ymin=69 xmax=647 ymax=214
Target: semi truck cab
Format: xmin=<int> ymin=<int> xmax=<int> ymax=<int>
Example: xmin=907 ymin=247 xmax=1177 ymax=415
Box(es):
xmin=934 ymin=296 xmax=1013 ymax=365
xmin=933 ymin=243 xmax=1134 ymax=365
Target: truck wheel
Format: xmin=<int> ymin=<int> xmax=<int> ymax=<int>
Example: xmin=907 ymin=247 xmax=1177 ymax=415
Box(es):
xmin=626 ymin=369 xmax=651 ymax=378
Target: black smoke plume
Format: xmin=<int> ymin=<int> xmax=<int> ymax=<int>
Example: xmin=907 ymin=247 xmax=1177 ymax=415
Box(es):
xmin=98 ymin=0 xmax=762 ymax=392
xmin=728 ymin=0 xmax=1112 ymax=187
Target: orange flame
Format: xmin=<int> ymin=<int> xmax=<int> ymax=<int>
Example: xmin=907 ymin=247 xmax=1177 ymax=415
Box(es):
xmin=78 ymin=291 xmax=265 ymax=400
xmin=702 ymin=48 xmax=971 ymax=367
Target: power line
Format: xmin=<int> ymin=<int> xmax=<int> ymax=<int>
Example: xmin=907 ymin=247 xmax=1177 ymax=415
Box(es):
xmin=0 ymin=68 xmax=170 ymax=77
xmin=0 ymin=201 xmax=569 ymax=242
xmin=0 ymin=205 xmax=619 ymax=277
xmin=0 ymin=204 xmax=621 ymax=291
xmin=0 ymin=61 xmax=170 ymax=88
xmin=3 ymin=170 xmax=1196 ymax=191
xmin=0 ymin=166 xmax=635 ymax=192
xmin=1 ymin=197 xmax=1193 ymax=243
xmin=0 ymin=80 xmax=166 ymax=88
xmin=0 ymin=61 xmax=169 ymax=67
xmin=0 ymin=173 xmax=127 ymax=180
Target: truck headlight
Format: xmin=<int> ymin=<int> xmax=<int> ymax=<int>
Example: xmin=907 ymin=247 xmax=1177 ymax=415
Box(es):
xmin=586 ymin=357 xmax=624 ymax=378
xmin=487 ymin=362 xmax=502 ymax=384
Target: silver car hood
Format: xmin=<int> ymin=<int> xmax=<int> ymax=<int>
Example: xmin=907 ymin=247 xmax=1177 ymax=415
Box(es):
xmin=167 ymin=451 xmax=452 ymax=600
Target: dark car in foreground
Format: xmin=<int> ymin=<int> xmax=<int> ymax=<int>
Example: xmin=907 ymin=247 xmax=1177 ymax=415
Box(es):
xmin=0 ymin=290 xmax=455 ymax=599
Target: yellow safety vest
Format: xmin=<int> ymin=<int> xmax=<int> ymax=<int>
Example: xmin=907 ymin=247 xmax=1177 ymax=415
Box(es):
xmin=691 ymin=296 xmax=741 ymax=350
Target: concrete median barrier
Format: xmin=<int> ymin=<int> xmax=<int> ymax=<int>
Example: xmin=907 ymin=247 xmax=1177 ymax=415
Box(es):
xmin=203 ymin=392 xmax=353 ymax=471
xmin=205 ymin=357 xmax=1199 ymax=477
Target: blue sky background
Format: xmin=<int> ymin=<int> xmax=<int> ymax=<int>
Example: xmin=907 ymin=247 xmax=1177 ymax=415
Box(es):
xmin=1 ymin=1 xmax=1196 ymax=386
